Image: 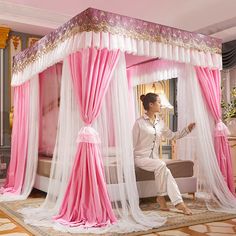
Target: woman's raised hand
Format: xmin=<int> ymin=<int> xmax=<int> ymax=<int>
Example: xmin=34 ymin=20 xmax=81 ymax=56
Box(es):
xmin=188 ymin=122 xmax=196 ymax=132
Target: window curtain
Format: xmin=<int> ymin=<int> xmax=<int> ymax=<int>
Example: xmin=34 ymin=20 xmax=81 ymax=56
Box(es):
xmin=53 ymin=48 xmax=120 ymax=227
xmin=1 ymin=82 xmax=30 ymax=194
xmin=195 ymin=67 xmax=235 ymax=194
xmin=222 ymin=39 xmax=236 ymax=69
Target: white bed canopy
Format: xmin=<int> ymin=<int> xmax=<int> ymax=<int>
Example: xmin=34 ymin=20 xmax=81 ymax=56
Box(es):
xmin=1 ymin=7 xmax=236 ymax=234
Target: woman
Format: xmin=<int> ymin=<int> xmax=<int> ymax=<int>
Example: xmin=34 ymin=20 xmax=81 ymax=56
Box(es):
xmin=133 ymin=93 xmax=195 ymax=215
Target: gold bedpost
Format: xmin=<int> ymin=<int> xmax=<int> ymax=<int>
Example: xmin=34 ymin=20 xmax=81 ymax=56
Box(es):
xmin=9 ymin=106 xmax=13 ymax=130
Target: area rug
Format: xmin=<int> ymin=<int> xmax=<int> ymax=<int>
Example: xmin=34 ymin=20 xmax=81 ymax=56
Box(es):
xmin=0 ymin=197 xmax=236 ymax=236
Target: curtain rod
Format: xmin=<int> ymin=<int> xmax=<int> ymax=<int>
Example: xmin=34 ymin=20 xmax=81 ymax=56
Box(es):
xmin=126 ymin=57 xmax=159 ymax=69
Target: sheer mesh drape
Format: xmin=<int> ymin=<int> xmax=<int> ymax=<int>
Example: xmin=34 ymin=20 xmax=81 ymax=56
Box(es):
xmin=177 ymin=65 xmax=236 ymax=213
xmin=195 ymin=67 xmax=234 ymax=194
xmin=20 ymin=59 xmax=81 ymax=227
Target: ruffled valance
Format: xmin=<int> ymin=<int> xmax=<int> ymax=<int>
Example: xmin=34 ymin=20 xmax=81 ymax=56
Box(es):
xmin=12 ymin=7 xmax=222 ymax=86
xmin=127 ymin=59 xmax=182 ymax=86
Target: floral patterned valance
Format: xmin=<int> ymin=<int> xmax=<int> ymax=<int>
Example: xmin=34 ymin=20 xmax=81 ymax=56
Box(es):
xmin=13 ymin=7 xmax=222 ymax=74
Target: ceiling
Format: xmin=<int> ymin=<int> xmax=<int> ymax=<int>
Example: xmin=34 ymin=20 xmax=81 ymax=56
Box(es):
xmin=1 ymin=0 xmax=236 ymax=43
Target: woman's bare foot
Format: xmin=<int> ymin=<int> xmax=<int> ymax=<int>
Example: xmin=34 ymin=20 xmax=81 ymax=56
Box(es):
xmin=175 ymin=202 xmax=192 ymax=215
xmin=156 ymin=196 xmax=170 ymax=211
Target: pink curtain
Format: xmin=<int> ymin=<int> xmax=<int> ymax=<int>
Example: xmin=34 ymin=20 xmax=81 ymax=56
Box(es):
xmin=53 ymin=48 xmax=120 ymax=227
xmin=195 ymin=67 xmax=235 ymax=194
xmin=1 ymin=82 xmax=30 ymax=194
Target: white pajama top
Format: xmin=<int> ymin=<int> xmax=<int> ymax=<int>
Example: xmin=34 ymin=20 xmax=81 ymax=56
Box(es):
xmin=133 ymin=114 xmax=190 ymax=159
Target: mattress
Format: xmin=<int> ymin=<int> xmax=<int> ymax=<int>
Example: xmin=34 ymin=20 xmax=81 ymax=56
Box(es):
xmin=37 ymin=156 xmax=194 ymax=183
xmin=37 ymin=147 xmax=117 ymax=178
xmin=135 ymin=159 xmax=194 ymax=181
xmin=37 ymin=155 xmax=120 ymax=184
xmin=165 ymin=159 xmax=194 ymax=177
xmin=37 ymin=156 xmax=52 ymax=178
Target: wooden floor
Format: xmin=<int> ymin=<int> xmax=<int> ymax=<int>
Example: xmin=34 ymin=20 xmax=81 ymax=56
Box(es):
xmin=0 ymin=209 xmax=33 ymax=236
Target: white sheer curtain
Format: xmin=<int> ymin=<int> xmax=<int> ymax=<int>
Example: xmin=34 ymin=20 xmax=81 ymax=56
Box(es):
xmin=176 ymin=65 xmax=198 ymax=165
xmin=177 ymin=65 xmax=236 ymax=213
xmin=20 ymin=59 xmax=81 ymax=225
xmin=22 ymin=76 xmax=39 ymax=198
xmin=20 ymin=53 xmax=166 ymax=234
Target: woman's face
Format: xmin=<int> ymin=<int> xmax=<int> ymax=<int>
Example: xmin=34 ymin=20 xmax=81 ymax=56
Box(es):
xmin=149 ymin=97 xmax=161 ymax=113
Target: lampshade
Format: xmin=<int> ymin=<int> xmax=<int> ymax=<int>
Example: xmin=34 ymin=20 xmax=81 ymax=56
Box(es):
xmin=158 ymin=92 xmax=173 ymax=109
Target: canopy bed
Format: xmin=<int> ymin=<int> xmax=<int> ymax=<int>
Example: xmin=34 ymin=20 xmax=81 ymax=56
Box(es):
xmin=0 ymin=7 xmax=236 ymax=234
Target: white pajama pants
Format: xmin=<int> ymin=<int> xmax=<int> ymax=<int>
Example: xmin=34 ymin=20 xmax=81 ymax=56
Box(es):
xmin=135 ymin=157 xmax=183 ymax=206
